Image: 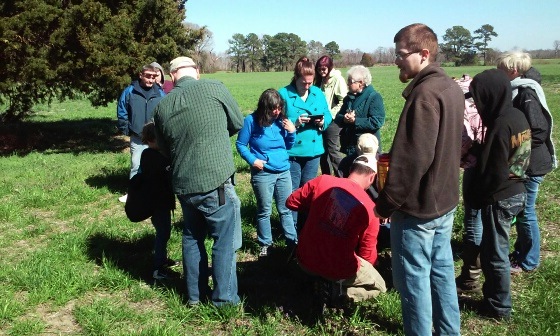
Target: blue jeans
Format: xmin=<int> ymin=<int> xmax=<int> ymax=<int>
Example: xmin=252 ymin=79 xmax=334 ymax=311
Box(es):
xmin=130 ymin=134 xmax=148 ymax=179
xmin=512 ymin=175 xmax=544 ymax=271
xmin=251 ymin=169 xmax=297 ymax=246
xmin=458 ymin=168 xmax=483 ymax=282
xmin=462 ymin=168 xmax=482 ymax=246
xmin=391 ymin=208 xmax=460 ymax=336
xmin=480 ymin=192 xmax=526 ymax=318
xmin=178 ymin=178 xmax=242 ymax=307
xmin=151 ymin=208 xmax=172 ymax=270
xmin=289 ymin=155 xmax=320 ymax=228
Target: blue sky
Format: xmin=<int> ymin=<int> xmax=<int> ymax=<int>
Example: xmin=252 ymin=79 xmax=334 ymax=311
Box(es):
xmin=185 ymin=0 xmax=560 ymax=54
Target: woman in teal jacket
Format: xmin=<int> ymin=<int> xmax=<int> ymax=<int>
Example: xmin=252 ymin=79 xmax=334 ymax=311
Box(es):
xmin=278 ymin=57 xmax=331 ymax=229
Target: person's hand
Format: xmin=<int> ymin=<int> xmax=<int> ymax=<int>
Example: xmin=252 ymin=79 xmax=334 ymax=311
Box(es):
xmin=252 ymin=159 xmax=266 ymax=170
xmin=296 ymin=114 xmax=310 ymax=127
xmin=314 ymin=116 xmax=324 ymax=128
xmin=373 ymin=206 xmax=386 ymax=221
xmin=344 ymin=110 xmax=356 ymax=124
xmin=282 ymin=118 xmax=296 ymax=132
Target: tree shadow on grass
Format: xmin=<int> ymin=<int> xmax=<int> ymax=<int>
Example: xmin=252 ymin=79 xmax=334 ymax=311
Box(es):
xmin=85 ymin=167 xmax=130 ymax=195
xmin=0 ymin=117 xmax=128 ymax=157
xmin=84 ymin=230 xmax=186 ymax=296
xmin=237 ymin=247 xmax=400 ymax=331
xmin=237 ymin=249 xmax=320 ymax=324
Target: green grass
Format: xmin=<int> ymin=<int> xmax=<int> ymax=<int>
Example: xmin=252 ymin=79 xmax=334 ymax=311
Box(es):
xmin=1 ymin=64 xmax=559 ymax=335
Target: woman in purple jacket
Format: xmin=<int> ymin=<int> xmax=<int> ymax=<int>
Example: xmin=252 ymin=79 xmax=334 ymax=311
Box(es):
xmin=236 ymin=89 xmax=297 ymax=257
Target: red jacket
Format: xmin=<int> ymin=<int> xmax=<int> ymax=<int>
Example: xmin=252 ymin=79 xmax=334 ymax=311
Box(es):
xmin=286 ymin=175 xmax=379 ymax=280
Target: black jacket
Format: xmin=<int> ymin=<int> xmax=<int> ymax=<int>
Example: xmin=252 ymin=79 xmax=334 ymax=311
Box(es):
xmin=140 ymin=148 xmax=175 ymax=212
xmin=466 ymin=69 xmax=531 ymax=208
xmin=512 ymin=67 xmax=555 ymax=176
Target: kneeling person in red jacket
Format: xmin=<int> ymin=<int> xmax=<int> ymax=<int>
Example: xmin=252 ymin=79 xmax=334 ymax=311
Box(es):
xmin=286 ymin=153 xmax=386 ymax=302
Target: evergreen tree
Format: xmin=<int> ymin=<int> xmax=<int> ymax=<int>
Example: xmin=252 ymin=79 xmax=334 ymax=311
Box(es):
xmin=0 ymin=0 xmax=202 ymax=121
xmin=473 ymin=24 xmax=498 ymax=65
xmin=360 ymin=53 xmax=375 ymax=67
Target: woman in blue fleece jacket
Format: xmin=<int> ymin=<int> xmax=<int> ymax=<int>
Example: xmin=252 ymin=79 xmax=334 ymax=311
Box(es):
xmin=278 ymin=57 xmax=331 ymax=230
xmin=236 ymin=89 xmax=298 ymax=257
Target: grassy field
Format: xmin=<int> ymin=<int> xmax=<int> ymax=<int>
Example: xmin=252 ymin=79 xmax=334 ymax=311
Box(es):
xmin=1 ymin=63 xmax=559 ymax=335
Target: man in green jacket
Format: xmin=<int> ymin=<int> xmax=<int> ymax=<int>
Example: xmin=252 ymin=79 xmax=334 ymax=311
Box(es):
xmin=153 ymin=56 xmax=244 ymax=307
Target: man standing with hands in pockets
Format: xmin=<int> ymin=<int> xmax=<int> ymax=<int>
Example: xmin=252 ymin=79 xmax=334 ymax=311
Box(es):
xmin=374 ymin=23 xmax=464 ymax=335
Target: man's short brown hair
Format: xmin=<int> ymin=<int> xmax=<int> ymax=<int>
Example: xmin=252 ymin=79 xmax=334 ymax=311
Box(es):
xmin=394 ymin=23 xmax=439 ymax=62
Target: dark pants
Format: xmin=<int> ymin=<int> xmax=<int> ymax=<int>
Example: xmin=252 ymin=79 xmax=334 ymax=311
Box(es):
xmin=151 ymin=208 xmax=171 ymax=270
xmin=320 ymin=122 xmax=344 ymax=176
xmin=480 ymin=192 xmax=526 ymax=318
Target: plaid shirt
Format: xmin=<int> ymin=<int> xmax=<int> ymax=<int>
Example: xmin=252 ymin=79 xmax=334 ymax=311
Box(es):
xmin=154 ymin=76 xmax=243 ymax=194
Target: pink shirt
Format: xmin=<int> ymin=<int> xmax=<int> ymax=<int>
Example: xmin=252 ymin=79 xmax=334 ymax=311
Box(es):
xmin=456 ymin=76 xmax=485 ymax=169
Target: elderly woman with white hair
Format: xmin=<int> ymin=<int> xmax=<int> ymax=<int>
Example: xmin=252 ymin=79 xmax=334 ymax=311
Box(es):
xmin=335 ymin=65 xmax=386 ymax=157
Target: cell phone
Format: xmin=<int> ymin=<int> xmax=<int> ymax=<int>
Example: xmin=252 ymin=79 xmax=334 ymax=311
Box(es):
xmin=308 ymin=114 xmax=324 ymax=121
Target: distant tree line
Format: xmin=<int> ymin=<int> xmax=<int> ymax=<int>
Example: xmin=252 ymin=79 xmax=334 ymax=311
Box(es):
xmin=225 ymin=33 xmax=342 ymax=72
xmin=197 ymin=25 xmax=556 ymax=72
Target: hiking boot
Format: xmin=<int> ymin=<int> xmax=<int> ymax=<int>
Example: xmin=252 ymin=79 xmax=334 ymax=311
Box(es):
xmin=164 ymin=258 xmax=181 ymax=268
xmin=456 ymin=276 xmax=481 ymax=294
xmin=312 ymin=278 xmax=329 ymax=316
xmin=456 ymin=268 xmax=481 ymax=294
xmin=153 ymin=268 xmax=181 ymax=280
xmin=478 ymin=302 xmax=511 ymax=322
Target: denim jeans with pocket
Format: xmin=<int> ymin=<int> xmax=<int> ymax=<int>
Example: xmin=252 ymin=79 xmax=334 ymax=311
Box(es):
xmin=391 ymin=208 xmax=460 ymax=336
xmin=130 ymin=134 xmax=147 ymax=179
xmin=178 ymin=178 xmax=242 ymax=306
xmin=481 ymin=192 xmax=526 ymax=318
xmin=512 ymin=175 xmax=544 ymax=271
xmin=289 ymin=155 xmax=320 ymax=229
xmin=251 ymin=169 xmax=297 ymax=246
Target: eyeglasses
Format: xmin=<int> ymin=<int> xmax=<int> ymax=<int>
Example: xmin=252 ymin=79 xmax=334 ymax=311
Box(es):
xmin=395 ymin=50 xmax=421 ymax=60
xmin=348 ymin=79 xmax=362 ymax=84
xmin=142 ymin=73 xmax=157 ymax=79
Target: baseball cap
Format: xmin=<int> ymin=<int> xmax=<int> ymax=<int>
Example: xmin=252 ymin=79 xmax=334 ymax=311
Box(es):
xmin=357 ymin=133 xmax=379 ymax=155
xmin=353 ymin=153 xmax=378 ymax=173
xmin=169 ymin=56 xmax=196 ymax=73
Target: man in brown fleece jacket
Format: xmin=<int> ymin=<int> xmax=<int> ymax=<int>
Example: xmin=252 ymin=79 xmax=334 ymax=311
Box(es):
xmin=374 ymin=23 xmax=464 ymax=336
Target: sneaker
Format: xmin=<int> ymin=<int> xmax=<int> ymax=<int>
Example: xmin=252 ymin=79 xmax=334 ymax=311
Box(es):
xmin=259 ymin=245 xmax=270 ymax=257
xmin=510 ymin=262 xmax=523 ymax=275
xmin=153 ymin=268 xmax=181 ymax=280
xmin=118 ymin=194 xmax=128 ymax=203
xmin=164 ymin=258 xmax=181 ymax=268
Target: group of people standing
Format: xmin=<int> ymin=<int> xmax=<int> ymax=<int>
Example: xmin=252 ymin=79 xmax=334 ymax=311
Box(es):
xmin=455 ymin=51 xmax=555 ymax=324
xmin=115 ymin=22 xmax=554 ymax=336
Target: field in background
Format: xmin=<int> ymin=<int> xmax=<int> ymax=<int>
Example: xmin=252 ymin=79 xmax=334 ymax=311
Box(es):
xmin=0 ymin=64 xmax=559 ymax=335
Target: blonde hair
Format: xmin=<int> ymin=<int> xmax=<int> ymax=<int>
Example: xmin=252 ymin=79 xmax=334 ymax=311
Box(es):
xmin=496 ymin=51 xmax=532 ymax=75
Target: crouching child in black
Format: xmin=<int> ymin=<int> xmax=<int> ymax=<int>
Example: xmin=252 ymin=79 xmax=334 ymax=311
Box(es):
xmin=466 ymin=69 xmax=532 ymax=320
xmin=140 ymin=122 xmax=179 ymax=280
